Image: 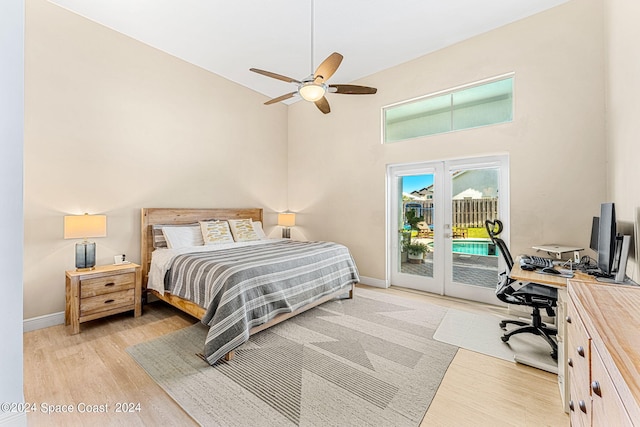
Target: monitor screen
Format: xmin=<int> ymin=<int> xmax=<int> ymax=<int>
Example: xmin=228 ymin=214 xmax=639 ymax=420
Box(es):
xmin=590 ymin=216 xmax=599 ymax=251
xmin=597 ymin=203 xmax=616 ymax=276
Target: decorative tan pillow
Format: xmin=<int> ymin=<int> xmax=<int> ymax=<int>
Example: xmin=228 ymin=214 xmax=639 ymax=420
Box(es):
xmin=161 ymin=225 xmax=204 ymax=249
xmin=228 ymin=219 xmax=260 ymax=242
xmin=152 ymin=223 xmax=199 ymax=248
xmin=199 ymin=220 xmax=235 ymax=245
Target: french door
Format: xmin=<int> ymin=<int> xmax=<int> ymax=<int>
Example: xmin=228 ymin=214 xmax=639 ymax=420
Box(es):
xmin=387 ymin=155 xmax=509 ymax=305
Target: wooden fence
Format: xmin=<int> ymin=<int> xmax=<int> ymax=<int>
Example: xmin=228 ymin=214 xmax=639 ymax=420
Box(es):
xmin=404 ymin=198 xmax=498 ymax=228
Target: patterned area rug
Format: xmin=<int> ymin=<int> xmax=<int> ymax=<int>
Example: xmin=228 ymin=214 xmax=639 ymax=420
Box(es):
xmin=127 ymin=287 xmax=458 ymax=426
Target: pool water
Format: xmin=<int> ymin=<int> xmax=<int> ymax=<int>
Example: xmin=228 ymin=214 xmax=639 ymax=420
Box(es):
xmin=428 ymin=239 xmax=497 ymax=256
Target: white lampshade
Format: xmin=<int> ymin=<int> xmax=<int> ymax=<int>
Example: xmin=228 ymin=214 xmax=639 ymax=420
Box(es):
xmin=64 ymin=214 xmax=107 ymax=239
xmin=277 ymin=213 xmax=296 ymax=227
xmin=298 ymin=83 xmax=326 ymax=102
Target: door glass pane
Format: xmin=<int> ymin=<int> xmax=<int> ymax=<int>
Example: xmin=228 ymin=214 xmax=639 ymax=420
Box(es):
xmin=449 ymin=168 xmax=499 ymax=287
xmin=399 ymin=174 xmax=434 ymax=278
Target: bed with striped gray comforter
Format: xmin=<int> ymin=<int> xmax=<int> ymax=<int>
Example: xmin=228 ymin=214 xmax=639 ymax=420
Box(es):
xmin=164 ymin=240 xmax=359 ymax=364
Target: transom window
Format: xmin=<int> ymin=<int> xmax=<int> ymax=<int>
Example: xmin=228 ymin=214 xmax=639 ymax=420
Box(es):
xmin=383 ymin=75 xmax=514 ymax=143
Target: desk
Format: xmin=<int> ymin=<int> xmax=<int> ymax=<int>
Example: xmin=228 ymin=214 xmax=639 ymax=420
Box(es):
xmin=566 ymin=281 xmax=640 ymax=425
xmin=510 ymin=258 xmax=640 ymax=421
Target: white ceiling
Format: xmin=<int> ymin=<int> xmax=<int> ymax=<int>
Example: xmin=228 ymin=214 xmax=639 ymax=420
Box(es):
xmin=49 ymin=0 xmax=569 ymax=104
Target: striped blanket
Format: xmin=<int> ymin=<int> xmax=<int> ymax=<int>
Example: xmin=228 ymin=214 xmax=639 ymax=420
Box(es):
xmin=165 ymin=240 xmax=360 ymax=364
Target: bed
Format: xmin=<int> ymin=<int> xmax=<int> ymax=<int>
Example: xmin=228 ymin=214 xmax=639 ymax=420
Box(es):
xmin=141 ymin=208 xmax=359 ymax=365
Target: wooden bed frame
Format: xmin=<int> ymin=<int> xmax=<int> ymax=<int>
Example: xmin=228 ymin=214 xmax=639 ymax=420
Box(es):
xmin=140 ymin=207 xmax=354 ymax=361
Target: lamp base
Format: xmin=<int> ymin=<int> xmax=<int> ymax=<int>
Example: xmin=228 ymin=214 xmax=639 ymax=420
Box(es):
xmin=75 ymin=241 xmax=96 ymax=270
xmin=282 ymin=227 xmax=291 ymax=239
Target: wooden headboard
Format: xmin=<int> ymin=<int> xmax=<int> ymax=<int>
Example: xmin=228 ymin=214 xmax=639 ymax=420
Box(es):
xmin=140 ymin=208 xmax=263 ymax=290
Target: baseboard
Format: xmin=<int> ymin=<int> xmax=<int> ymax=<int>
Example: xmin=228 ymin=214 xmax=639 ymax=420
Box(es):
xmin=0 ymin=411 xmax=26 ymax=426
xmin=23 ymin=311 xmax=65 ymax=332
xmin=358 ymin=275 xmax=388 ymax=288
xmin=22 ymin=280 xmax=388 ymax=331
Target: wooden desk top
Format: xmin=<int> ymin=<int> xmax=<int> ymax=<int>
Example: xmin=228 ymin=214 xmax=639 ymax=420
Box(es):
xmin=569 ymin=280 xmax=640 ymax=421
xmin=509 ymin=257 xmax=595 ymax=288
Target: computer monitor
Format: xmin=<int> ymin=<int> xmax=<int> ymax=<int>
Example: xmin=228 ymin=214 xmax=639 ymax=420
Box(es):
xmin=589 ymin=216 xmax=599 ymax=251
xmin=597 ymin=203 xmax=616 ymax=276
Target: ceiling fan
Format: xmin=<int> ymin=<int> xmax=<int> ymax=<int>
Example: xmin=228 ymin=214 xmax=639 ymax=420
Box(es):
xmin=249 ymin=1 xmax=377 ymax=114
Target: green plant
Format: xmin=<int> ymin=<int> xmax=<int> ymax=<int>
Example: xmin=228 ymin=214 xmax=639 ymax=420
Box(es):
xmin=405 ymin=242 xmax=428 ymax=255
xmin=405 ymin=210 xmax=422 ymax=231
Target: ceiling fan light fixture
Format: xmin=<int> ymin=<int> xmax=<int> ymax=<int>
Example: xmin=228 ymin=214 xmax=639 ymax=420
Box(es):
xmin=298 ymin=82 xmax=326 ymax=102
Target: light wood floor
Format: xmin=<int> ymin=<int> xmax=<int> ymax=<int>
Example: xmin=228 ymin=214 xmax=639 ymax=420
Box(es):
xmin=23 ymin=285 xmax=569 ymax=426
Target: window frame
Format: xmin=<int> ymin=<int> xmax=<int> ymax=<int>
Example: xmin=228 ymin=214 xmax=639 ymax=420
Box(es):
xmin=381 ymin=72 xmax=515 ymax=144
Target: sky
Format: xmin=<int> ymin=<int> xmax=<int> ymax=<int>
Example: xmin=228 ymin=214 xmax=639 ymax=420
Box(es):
xmin=402 ymin=174 xmax=434 ymax=193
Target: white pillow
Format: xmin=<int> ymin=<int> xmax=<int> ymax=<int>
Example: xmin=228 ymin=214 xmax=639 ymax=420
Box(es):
xmin=161 ymin=225 xmax=204 ymax=249
xmin=228 ymin=219 xmax=260 ymax=242
xmin=200 ymin=220 xmax=235 ymax=245
xmin=252 ymin=221 xmax=267 ymax=239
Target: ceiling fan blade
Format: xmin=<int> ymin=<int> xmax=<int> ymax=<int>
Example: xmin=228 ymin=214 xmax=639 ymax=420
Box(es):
xmin=329 ymin=84 xmax=378 ymax=95
xmin=250 ymin=68 xmax=301 ymax=84
xmin=264 ymin=91 xmax=297 ymax=105
xmin=314 ymin=52 xmax=343 ymax=83
xmin=314 ymin=96 xmax=331 ymax=114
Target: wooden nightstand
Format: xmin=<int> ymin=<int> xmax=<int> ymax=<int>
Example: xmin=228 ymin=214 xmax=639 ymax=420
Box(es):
xmin=65 ymin=263 xmax=142 ymax=334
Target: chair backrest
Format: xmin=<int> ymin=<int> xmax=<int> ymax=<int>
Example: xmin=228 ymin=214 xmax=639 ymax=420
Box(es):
xmin=485 ymin=219 xmax=514 ymax=271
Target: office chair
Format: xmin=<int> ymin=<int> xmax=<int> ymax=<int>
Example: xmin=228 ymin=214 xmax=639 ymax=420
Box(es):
xmin=485 ymin=219 xmax=558 ymax=359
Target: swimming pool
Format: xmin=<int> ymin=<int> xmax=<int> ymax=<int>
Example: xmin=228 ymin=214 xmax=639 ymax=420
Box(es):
xmin=428 ymin=239 xmax=497 ymax=256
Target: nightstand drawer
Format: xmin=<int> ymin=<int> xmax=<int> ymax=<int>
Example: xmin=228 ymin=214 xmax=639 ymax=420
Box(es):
xmin=80 ymin=288 xmax=135 ymax=316
xmin=81 ymin=272 xmax=135 ymax=298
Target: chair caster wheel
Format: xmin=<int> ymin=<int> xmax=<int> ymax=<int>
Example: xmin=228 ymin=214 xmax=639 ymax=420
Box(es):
xmin=501 ymin=335 xmax=510 ymax=343
xmin=499 ymin=321 xmax=507 ymax=329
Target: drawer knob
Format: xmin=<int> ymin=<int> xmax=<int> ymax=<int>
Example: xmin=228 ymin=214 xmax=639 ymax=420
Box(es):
xmin=104 ymin=299 xmax=115 ymax=304
xmin=105 ymin=282 xmax=115 ymax=287
xmin=569 ymin=400 xmax=574 ymax=411
xmin=566 ymin=315 xmax=572 ymax=324
xmin=577 ymin=346 xmax=585 ymax=357
xmin=579 ymin=400 xmax=587 ymax=413
xmin=591 ymin=381 xmax=602 ymax=397
xmin=568 ymin=358 xmax=573 ymax=367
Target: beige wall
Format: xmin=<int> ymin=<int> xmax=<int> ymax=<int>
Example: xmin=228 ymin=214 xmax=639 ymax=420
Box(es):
xmin=605 ymin=0 xmax=640 ymax=281
xmin=25 ymin=0 xmax=633 ymax=320
xmin=288 ymin=0 xmax=607 ymax=284
xmin=24 ymin=0 xmax=289 ymax=318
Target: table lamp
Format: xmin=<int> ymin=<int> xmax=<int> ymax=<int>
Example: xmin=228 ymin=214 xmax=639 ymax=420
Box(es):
xmin=277 ymin=212 xmax=296 ymax=239
xmin=64 ymin=214 xmax=107 ymax=270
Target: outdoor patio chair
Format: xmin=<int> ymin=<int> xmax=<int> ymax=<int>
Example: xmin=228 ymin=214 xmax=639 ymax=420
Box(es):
xmin=416 ymin=222 xmax=433 ymax=238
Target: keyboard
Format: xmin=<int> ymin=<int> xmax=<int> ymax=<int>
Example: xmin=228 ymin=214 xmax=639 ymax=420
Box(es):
xmin=520 ymin=255 xmax=554 ymax=269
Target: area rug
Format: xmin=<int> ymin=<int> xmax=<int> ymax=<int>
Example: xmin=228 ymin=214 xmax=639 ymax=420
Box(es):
xmin=127 ymin=288 xmax=458 ymax=427
xmin=433 ymin=308 xmax=558 ymax=373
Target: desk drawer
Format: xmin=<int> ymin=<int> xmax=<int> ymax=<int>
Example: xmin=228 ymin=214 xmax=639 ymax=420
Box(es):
xmin=80 ymin=289 xmax=135 ymax=317
xmin=80 ymin=272 xmax=135 ymax=298
xmin=566 ymin=298 xmax=592 ymax=426
xmin=591 ymin=346 xmax=634 ymax=426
